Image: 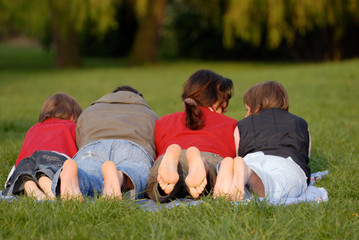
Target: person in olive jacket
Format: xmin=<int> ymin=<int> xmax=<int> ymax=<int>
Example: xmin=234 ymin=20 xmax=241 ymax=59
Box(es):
xmin=52 ymin=86 xmax=158 ymax=200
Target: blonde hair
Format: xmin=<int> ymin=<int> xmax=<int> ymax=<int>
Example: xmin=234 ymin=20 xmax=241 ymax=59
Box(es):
xmin=38 ymin=93 xmax=82 ymax=123
xmin=244 ymin=81 xmax=289 ymax=115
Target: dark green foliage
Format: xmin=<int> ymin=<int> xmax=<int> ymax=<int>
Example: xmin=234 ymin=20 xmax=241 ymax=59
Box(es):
xmin=79 ymin=0 xmax=138 ymax=58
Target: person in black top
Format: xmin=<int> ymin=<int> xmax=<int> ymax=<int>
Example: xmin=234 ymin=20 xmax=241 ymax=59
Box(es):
xmin=214 ymin=81 xmax=311 ymax=201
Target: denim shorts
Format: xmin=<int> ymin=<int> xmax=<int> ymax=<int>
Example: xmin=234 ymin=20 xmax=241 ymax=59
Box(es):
xmin=4 ymin=151 xmax=68 ymax=196
xmin=52 ymin=139 xmax=153 ymax=199
xmin=243 ymin=151 xmax=308 ymax=199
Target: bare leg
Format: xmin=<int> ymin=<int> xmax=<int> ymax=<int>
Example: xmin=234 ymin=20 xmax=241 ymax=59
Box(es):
xmin=38 ymin=175 xmax=56 ymax=200
xmin=157 ymin=144 xmax=181 ymax=195
xmin=230 ymin=157 xmax=248 ymax=201
xmin=213 ymin=157 xmax=234 ymax=199
xmin=102 ymin=161 xmax=123 ymax=200
xmin=60 ymin=159 xmax=83 ymax=201
xmin=231 ymin=156 xmax=265 ymax=201
xmin=24 ymin=180 xmax=46 ymax=200
xmin=247 ymin=168 xmax=265 ymax=198
xmin=185 ymin=147 xmax=207 ymax=199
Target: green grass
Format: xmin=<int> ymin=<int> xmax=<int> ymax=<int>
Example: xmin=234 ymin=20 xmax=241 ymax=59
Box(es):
xmin=1 ymin=44 xmax=359 ymax=239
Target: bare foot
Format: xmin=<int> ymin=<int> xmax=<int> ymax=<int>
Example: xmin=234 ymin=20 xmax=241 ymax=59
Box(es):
xmin=213 ymin=157 xmax=234 ymax=200
xmin=157 ymin=144 xmax=181 ymax=195
xmin=60 ymin=159 xmax=83 ymax=201
xmin=102 ymin=161 xmax=123 ymax=200
xmin=185 ymin=147 xmax=207 ymax=199
xmin=38 ymin=176 xmax=56 ymax=200
xmin=231 ymin=157 xmax=251 ymax=201
xmin=24 ymin=180 xmax=46 ymax=201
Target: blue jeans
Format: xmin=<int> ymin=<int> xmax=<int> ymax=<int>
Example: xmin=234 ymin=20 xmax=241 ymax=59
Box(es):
xmin=52 ymin=139 xmax=153 ymax=199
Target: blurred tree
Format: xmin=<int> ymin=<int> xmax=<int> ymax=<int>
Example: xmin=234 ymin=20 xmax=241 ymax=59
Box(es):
xmin=160 ymin=0 xmax=226 ymax=59
xmin=223 ymin=0 xmax=359 ymax=60
xmin=79 ymin=0 xmax=138 ymax=58
xmin=1 ymin=0 xmax=358 ymax=64
xmin=128 ymin=0 xmax=168 ymax=65
xmin=0 ymin=0 xmax=120 ymax=67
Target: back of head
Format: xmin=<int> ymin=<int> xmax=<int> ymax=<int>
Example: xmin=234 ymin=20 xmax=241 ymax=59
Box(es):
xmin=182 ymin=69 xmax=233 ymax=130
xmin=38 ymin=93 xmax=83 ymax=123
xmin=112 ymin=85 xmax=143 ymax=98
xmin=244 ymin=81 xmax=289 ymax=115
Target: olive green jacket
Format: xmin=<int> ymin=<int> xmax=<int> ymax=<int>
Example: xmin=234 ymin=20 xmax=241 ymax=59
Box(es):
xmin=76 ymin=91 xmax=159 ymax=159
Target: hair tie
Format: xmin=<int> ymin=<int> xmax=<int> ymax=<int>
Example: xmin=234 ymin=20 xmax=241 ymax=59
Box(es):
xmin=184 ymin=98 xmax=197 ymax=107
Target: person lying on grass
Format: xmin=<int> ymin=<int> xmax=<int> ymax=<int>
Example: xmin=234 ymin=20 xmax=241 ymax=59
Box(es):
xmin=55 ymin=86 xmax=158 ymax=201
xmin=3 ymin=93 xmax=82 ymax=200
xmin=214 ymin=81 xmax=311 ymax=201
xmin=146 ymin=70 xmax=237 ymax=202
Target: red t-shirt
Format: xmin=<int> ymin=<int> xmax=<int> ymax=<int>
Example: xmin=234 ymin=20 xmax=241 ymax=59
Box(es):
xmin=155 ymin=107 xmax=237 ymax=159
xmin=15 ymin=118 xmax=77 ymax=167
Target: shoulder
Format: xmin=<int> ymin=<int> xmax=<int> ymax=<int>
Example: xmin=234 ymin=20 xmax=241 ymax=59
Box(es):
xmin=218 ymin=114 xmax=237 ymax=126
xmin=49 ymin=118 xmax=76 ymax=126
xmin=237 ymin=115 xmax=252 ymax=125
xmin=93 ymin=92 xmax=153 ymax=108
xmin=158 ymin=112 xmax=183 ymax=122
xmin=25 ymin=122 xmax=42 ymax=135
xmin=156 ymin=112 xmax=184 ymax=129
xmin=37 ymin=119 xmax=77 ymax=132
xmin=270 ymin=109 xmax=309 ymax=129
xmin=201 ymin=108 xmax=237 ymax=123
xmin=223 ymin=114 xmax=237 ymax=123
xmin=290 ymin=113 xmax=308 ymax=128
xmin=277 ymin=109 xmax=308 ymax=125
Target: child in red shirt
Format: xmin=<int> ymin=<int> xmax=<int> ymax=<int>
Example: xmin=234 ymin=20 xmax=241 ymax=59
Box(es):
xmin=146 ymin=70 xmax=237 ymax=202
xmin=4 ymin=93 xmax=82 ymax=200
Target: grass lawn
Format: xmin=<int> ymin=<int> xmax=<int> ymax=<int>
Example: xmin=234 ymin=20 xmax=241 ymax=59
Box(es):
xmin=0 ymin=44 xmax=358 ymax=239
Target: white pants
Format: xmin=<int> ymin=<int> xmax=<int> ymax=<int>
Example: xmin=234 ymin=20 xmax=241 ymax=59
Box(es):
xmin=244 ymin=152 xmax=308 ymax=199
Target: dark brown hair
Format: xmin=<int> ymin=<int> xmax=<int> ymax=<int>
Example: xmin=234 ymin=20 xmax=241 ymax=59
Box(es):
xmin=244 ymin=81 xmax=289 ymax=115
xmin=112 ymin=85 xmax=143 ymax=97
xmin=38 ymin=93 xmax=82 ymax=123
xmin=182 ymin=69 xmax=233 ymax=130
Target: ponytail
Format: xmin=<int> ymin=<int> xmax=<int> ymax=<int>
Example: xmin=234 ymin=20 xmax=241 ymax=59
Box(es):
xmin=183 ymin=98 xmax=204 ymax=130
